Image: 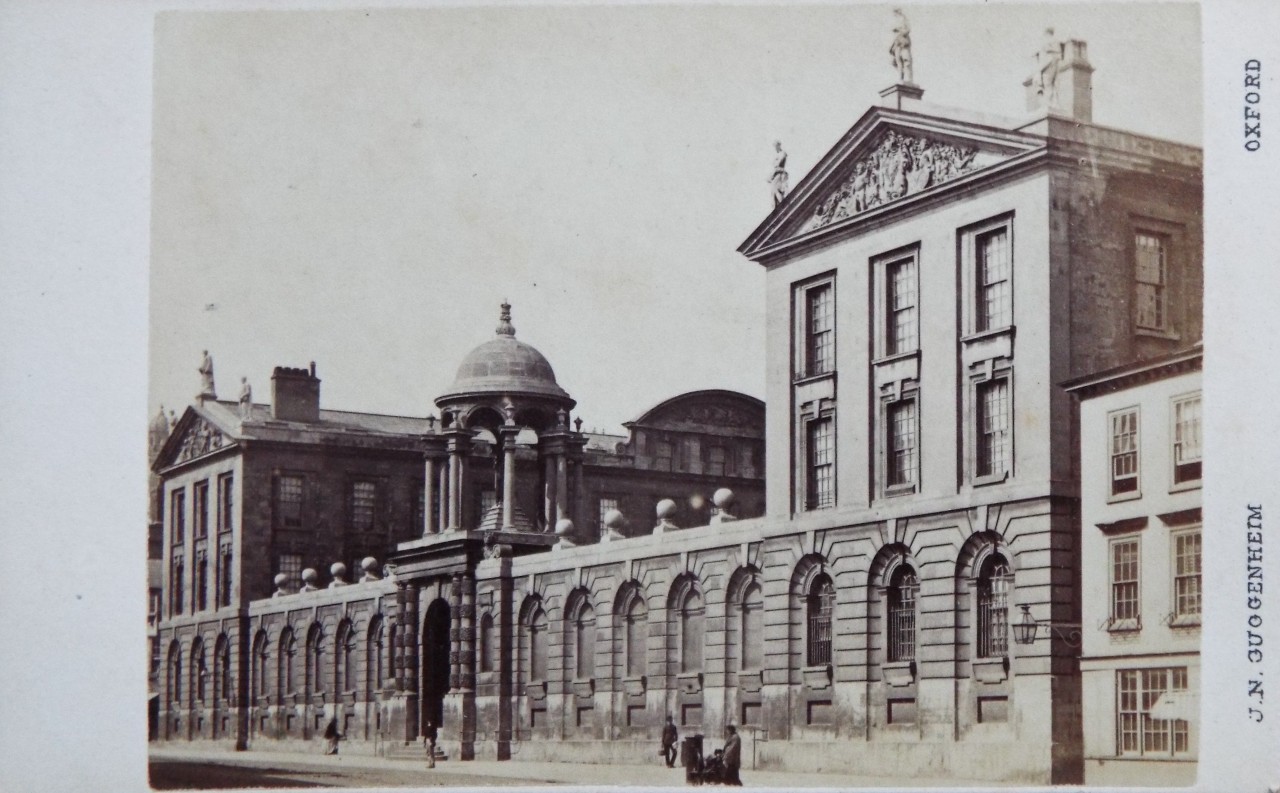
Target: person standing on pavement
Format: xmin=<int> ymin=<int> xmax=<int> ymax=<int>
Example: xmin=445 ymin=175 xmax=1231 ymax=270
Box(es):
xmin=722 ymin=725 xmax=742 ymax=786
xmin=424 ymin=721 xmax=438 ymax=769
xmin=661 ymin=715 xmax=679 ymax=768
xmin=323 ymin=716 xmax=340 ymax=755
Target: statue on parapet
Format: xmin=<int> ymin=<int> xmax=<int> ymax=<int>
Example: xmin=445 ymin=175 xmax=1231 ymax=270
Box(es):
xmin=889 ymin=8 xmax=914 ymax=84
xmin=1035 ymin=27 xmax=1064 ymax=107
xmin=198 ymin=350 xmax=216 ymax=400
xmin=238 ymin=377 xmax=252 ymax=418
xmin=769 ymin=141 xmax=789 ymax=206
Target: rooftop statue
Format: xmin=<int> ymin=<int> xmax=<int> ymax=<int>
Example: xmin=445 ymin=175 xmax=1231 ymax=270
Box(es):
xmin=1035 ymin=28 xmax=1065 ymax=107
xmin=889 ymin=9 xmax=913 ymax=84
xmin=769 ymin=141 xmax=789 ymax=206
xmin=198 ymin=350 xmax=216 ymax=399
xmin=238 ymin=377 xmax=252 ymax=418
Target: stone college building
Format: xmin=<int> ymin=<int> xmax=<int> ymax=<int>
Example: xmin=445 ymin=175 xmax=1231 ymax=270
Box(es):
xmin=152 ymin=26 xmax=1201 ymax=785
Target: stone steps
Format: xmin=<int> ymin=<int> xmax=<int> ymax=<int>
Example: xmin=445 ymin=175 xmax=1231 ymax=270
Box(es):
xmin=383 ymin=742 xmax=448 ymax=762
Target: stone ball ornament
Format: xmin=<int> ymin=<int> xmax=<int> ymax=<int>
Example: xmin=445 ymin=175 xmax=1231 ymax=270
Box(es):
xmin=362 ymin=557 xmax=379 ymax=573
xmin=274 ymin=573 xmax=287 ymax=587
xmin=301 ymin=568 xmax=318 ymax=585
xmin=603 ymin=509 xmax=626 ymax=530
xmin=330 ymin=562 xmax=347 ymax=578
xmin=713 ymin=488 xmax=736 ymax=509
xmin=555 ymin=518 xmax=576 ymax=536
xmin=656 ymin=499 xmax=677 ymax=519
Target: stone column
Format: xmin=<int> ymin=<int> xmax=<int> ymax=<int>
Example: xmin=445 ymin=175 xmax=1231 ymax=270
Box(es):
xmin=501 ymin=429 xmax=518 ymax=531
xmin=403 ymin=583 xmax=420 ymax=741
xmin=543 ymin=455 xmax=557 ymax=530
xmin=448 ymin=449 xmax=462 ymax=530
xmin=393 ymin=584 xmax=407 ymax=690
xmin=449 ymin=574 xmax=463 ymax=691
xmin=423 ymin=457 xmax=437 ymax=536
xmin=437 ymin=465 xmax=449 ymax=534
xmin=555 ymin=453 xmax=569 ymax=521
xmin=459 ymin=575 xmax=476 ymax=692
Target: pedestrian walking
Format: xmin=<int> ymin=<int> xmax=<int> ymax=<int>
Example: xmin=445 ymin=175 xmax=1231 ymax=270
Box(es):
xmin=323 ymin=717 xmax=340 ymax=755
xmin=424 ymin=721 xmax=438 ymax=769
xmin=661 ymin=715 xmax=678 ymax=768
xmin=722 ymin=725 xmax=742 ymax=786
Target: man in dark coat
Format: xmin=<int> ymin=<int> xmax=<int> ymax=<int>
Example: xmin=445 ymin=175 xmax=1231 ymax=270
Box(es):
xmin=323 ymin=717 xmax=340 ymax=755
xmin=424 ymin=721 xmax=439 ymax=769
xmin=722 ymin=725 xmax=742 ymax=786
xmin=661 ymin=715 xmax=678 ymax=768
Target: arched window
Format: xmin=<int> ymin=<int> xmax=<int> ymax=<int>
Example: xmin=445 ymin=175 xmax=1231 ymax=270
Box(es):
xmin=977 ymin=555 xmax=1012 ymax=658
xmin=741 ymin=582 xmax=764 ymax=671
xmin=574 ymin=603 xmax=596 ymax=680
xmin=167 ymin=642 xmax=183 ymax=706
xmin=529 ymin=607 xmax=548 ymax=682
xmin=336 ymin=620 xmax=356 ymax=692
xmin=806 ymin=575 xmax=835 ymax=666
xmin=367 ymin=616 xmax=384 ymax=694
xmin=887 ymin=566 xmax=919 ymax=663
xmin=479 ymin=613 xmax=495 ymax=673
xmin=278 ymin=627 xmax=296 ymax=696
xmin=191 ymin=638 xmax=207 ymax=705
xmin=624 ymin=595 xmax=647 ymax=678
xmin=251 ymin=630 xmax=269 ymax=701
xmin=306 ymin=624 xmax=324 ymax=696
xmin=214 ymin=635 xmax=231 ymax=703
xmin=679 ymin=590 xmax=704 ymax=674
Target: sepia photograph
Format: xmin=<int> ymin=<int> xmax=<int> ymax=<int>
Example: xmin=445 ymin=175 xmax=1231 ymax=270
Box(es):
xmin=2 ymin=1 xmax=1278 ymax=792
xmin=142 ymin=3 xmax=1206 ymax=788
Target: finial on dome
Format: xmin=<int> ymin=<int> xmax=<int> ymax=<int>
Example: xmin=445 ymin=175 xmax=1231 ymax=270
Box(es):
xmin=496 ymin=301 xmax=515 ymax=337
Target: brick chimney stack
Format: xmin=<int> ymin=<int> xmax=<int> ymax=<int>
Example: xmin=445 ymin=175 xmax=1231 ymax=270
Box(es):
xmin=271 ymin=362 xmax=321 ymax=422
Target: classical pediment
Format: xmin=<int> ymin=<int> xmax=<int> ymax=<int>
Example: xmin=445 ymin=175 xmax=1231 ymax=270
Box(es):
xmin=797 ymin=129 xmax=1000 ymax=234
xmin=739 ymin=109 xmax=1046 ymax=259
xmin=155 ymin=407 xmax=237 ymax=470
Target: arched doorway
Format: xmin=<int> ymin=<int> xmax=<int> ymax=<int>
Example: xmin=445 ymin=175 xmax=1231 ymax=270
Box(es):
xmin=422 ymin=599 xmax=451 ymax=733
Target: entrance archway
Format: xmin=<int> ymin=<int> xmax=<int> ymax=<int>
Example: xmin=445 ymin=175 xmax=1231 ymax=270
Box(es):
xmin=422 ymin=599 xmax=451 ymax=732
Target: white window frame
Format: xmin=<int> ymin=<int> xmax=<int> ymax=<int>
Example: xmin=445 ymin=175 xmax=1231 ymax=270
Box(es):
xmin=1108 ymin=536 xmax=1142 ymax=631
xmin=1170 ymin=527 xmax=1202 ymax=626
xmin=794 ymin=275 xmax=837 ymax=380
xmin=1108 ymin=407 xmax=1142 ymax=502
xmin=1170 ymin=392 xmax=1202 ymax=490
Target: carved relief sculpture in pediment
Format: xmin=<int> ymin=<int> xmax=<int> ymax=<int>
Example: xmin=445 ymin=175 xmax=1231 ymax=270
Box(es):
xmin=177 ymin=416 xmax=228 ymax=463
xmin=802 ymin=131 xmax=989 ymax=233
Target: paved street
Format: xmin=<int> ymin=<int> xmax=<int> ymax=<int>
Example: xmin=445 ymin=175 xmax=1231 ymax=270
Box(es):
xmin=149 ymin=745 xmax=1008 ymax=789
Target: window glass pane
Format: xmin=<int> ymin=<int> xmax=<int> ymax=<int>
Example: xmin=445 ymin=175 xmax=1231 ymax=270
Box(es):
xmin=806 ymin=284 xmax=834 ymax=375
xmin=1110 ymin=410 xmax=1139 ymax=494
xmin=277 ymin=476 xmax=303 ymax=527
xmin=351 ymin=481 xmax=376 ymax=530
xmin=1135 ymin=233 xmax=1167 ymax=329
xmin=887 ymin=567 xmax=918 ymax=662
xmin=886 ymin=258 xmax=917 ymax=355
xmin=976 ymin=227 xmax=1011 ymax=331
xmin=1111 ymin=539 xmax=1140 ymax=621
xmin=888 ymin=400 xmax=917 ymax=487
xmin=741 ymin=583 xmax=764 ymax=671
xmin=1173 ymin=396 xmax=1202 ymax=483
xmin=977 ymin=379 xmax=1010 ymax=477
xmin=1174 ymin=531 xmax=1202 ymax=617
xmin=681 ymin=593 xmax=704 ymax=673
xmin=807 ymin=417 xmax=835 ymax=509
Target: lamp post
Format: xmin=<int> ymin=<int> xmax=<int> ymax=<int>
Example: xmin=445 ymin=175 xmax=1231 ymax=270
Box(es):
xmin=1011 ymin=604 xmax=1082 ymax=648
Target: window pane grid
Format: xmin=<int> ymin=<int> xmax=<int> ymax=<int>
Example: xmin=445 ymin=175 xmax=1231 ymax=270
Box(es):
xmin=1111 ymin=540 xmax=1140 ymax=621
xmin=807 ymin=418 xmax=834 ymax=509
xmin=277 ymin=476 xmax=303 ymax=527
xmin=1174 ymin=531 xmax=1202 ymax=617
xmin=976 ymin=228 xmax=1011 ymax=331
xmin=1135 ymin=233 xmax=1167 ymax=330
xmin=887 ymin=571 xmax=918 ymax=662
xmin=807 ymin=580 xmax=835 ymax=666
xmin=886 ymin=259 xmax=917 ymax=355
xmin=1116 ymin=667 xmax=1191 ymax=757
xmin=1173 ymin=396 xmax=1202 ymax=483
xmin=351 ymin=481 xmax=376 ymax=530
xmin=977 ymin=379 xmax=1010 ymax=477
xmin=977 ymin=562 xmax=1011 ymax=658
xmin=806 ymin=284 xmax=834 ymax=375
xmin=1110 ymin=411 xmax=1139 ymax=494
xmin=888 ymin=400 xmax=917 ymax=487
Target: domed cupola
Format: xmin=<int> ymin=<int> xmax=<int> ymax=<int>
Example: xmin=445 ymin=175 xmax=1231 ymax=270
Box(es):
xmin=436 ymin=302 xmax=574 ymax=406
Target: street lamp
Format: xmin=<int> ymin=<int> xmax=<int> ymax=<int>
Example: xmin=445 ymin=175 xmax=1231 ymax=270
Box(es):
xmin=1011 ymin=604 xmax=1082 ymax=648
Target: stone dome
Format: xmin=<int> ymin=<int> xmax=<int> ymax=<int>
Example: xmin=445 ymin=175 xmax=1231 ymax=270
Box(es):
xmin=436 ymin=302 xmax=574 ymax=404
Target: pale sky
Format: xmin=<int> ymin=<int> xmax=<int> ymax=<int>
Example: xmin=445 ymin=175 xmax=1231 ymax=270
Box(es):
xmin=150 ymin=3 xmax=1202 ymax=433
